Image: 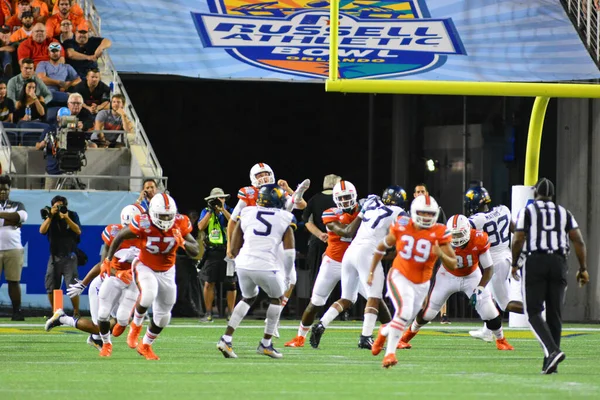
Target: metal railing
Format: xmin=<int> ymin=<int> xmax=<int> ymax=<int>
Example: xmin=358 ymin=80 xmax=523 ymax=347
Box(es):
xmin=9 ymin=173 xmax=168 ymax=191
xmin=563 ymin=0 xmax=600 ymax=66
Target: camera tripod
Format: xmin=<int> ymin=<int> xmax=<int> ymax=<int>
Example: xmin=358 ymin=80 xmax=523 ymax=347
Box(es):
xmin=56 ymin=172 xmax=87 ymax=190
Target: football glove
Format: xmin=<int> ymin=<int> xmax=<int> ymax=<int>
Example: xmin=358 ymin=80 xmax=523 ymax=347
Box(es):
xmin=100 ymin=258 xmax=111 ymax=279
xmin=116 ymin=269 xmax=133 ymax=285
xmin=470 ymin=286 xmax=484 ymax=308
xmin=67 ymin=279 xmax=86 ymax=298
xmin=173 ymin=229 xmax=185 ymax=248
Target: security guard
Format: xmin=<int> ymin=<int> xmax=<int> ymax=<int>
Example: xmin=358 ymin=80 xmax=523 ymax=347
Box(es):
xmin=512 ymin=178 xmax=589 ymax=374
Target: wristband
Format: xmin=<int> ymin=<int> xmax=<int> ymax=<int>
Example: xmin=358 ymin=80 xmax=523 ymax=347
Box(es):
xmin=373 ymin=249 xmax=385 ymax=255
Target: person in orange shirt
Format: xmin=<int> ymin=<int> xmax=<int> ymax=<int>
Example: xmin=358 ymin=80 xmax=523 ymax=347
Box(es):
xmin=397 ymin=214 xmax=514 ymax=353
xmin=17 ymin=22 xmax=64 ymax=67
xmin=51 ymin=0 xmax=83 ymax=17
xmin=6 ymin=0 xmax=31 ymax=32
xmin=368 ymin=194 xmax=457 ymax=368
xmin=9 ymin=9 xmax=33 ymax=42
xmin=45 ymin=0 xmax=82 ymax=38
xmin=28 ymin=0 xmax=49 ymax=23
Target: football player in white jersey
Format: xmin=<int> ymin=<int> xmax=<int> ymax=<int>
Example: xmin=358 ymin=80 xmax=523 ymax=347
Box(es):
xmin=217 ymin=184 xmax=296 ymax=359
xmin=309 ymin=186 xmax=407 ymax=349
xmin=464 ymin=186 xmax=524 ymax=342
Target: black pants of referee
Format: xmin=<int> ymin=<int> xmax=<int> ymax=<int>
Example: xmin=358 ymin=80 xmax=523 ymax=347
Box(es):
xmin=523 ymin=253 xmax=568 ymax=356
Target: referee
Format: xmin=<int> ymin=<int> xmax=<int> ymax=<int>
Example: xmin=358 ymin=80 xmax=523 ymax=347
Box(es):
xmin=511 ymin=178 xmax=589 ymax=375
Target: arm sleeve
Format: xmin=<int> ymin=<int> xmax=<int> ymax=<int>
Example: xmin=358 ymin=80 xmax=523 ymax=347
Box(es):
xmin=230 ymin=199 xmax=247 ymax=221
xmin=565 ymin=209 xmax=579 ymax=231
xmin=283 ymin=248 xmax=296 ymax=278
xmin=479 ymin=249 xmax=493 ymax=269
xmin=515 ymin=207 xmax=528 ymax=231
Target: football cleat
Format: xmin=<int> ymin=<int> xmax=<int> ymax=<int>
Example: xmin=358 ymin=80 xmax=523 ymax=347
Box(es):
xmin=371 ymin=325 xmax=387 ymax=356
xmin=358 ymin=335 xmax=374 ymax=350
xmin=87 ymin=335 xmax=103 ymax=351
xmin=99 ymin=343 xmax=112 ymax=357
xmin=400 ymin=327 xmax=417 ymax=344
xmin=382 ymin=354 xmax=398 ymax=369
xmin=257 ymin=343 xmax=283 ymax=359
xmin=440 ymin=314 xmax=451 ymax=324
xmin=291 ymin=179 xmax=310 ymax=205
xmin=45 ymin=308 xmax=65 ymax=332
xmin=284 ymin=336 xmax=305 ymax=348
xmin=137 ymin=343 xmax=160 ymax=360
xmin=127 ymin=322 xmax=142 ymax=349
xmin=397 ymin=341 xmax=412 ymax=350
xmin=496 ymin=338 xmax=515 ymax=351
xmin=217 ymin=336 xmax=238 ymax=359
xmin=309 ymin=322 xmax=325 ymax=348
xmin=11 ymin=310 xmax=25 ymax=321
xmin=112 ymin=323 xmax=126 ymax=337
xmin=542 ymin=352 xmax=565 ymax=375
xmin=200 ymin=314 xmax=213 ymax=323
xmin=469 ymin=328 xmax=494 ymax=342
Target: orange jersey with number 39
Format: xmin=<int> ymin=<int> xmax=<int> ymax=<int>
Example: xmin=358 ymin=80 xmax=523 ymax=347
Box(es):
xmin=322 ymin=207 xmax=359 ymax=262
xmin=129 ymin=214 xmax=192 ymax=272
xmin=391 ymin=216 xmax=451 ymax=284
xmin=445 ymin=229 xmax=490 ymax=277
xmin=102 ymin=224 xmax=139 ymax=271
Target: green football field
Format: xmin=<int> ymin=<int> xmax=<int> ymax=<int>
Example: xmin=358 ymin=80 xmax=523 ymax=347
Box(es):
xmin=1 ymin=318 xmax=599 ymax=400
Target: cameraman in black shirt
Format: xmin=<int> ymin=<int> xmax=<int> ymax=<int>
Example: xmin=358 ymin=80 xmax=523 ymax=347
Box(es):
xmin=39 ymin=195 xmax=82 ymax=316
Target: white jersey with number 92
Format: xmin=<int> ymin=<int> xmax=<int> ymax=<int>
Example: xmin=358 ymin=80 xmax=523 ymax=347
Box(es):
xmin=469 ymin=205 xmax=512 ymax=262
xmin=236 ymin=206 xmax=294 ymax=269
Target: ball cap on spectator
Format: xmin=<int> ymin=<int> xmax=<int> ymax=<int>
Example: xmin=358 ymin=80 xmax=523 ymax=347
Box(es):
xmin=48 ymin=42 xmax=61 ymax=52
xmin=534 ymin=177 xmax=554 ymax=197
xmin=77 ymin=21 xmax=90 ymax=32
xmin=21 ymin=10 xmax=33 ymax=19
xmin=204 ymin=187 xmax=230 ymax=201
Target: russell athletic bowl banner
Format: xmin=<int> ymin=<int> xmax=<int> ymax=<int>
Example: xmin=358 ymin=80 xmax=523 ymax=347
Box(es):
xmin=95 ymin=0 xmax=600 ymax=81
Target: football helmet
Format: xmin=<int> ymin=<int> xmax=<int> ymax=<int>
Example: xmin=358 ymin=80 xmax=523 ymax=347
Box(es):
xmin=333 ymin=180 xmax=357 ymax=211
xmin=250 ymin=163 xmax=275 ymax=187
xmin=149 ymin=193 xmax=177 ymax=231
xmin=382 ymin=185 xmax=407 ymax=208
xmin=446 ymin=214 xmax=471 ymax=247
xmin=464 ymin=186 xmax=491 ymax=216
xmin=120 ymin=204 xmax=143 ymax=226
xmin=256 ymin=183 xmax=286 ymax=209
xmin=410 ymin=195 xmax=439 ymax=228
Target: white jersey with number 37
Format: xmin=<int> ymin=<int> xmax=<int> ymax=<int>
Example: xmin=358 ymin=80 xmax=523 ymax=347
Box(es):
xmin=351 ymin=202 xmax=406 ymax=249
xmin=236 ymin=206 xmax=294 ymax=270
xmin=469 ymin=205 xmax=512 ymax=262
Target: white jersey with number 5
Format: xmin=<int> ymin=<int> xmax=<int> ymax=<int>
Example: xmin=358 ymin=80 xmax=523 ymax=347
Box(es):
xmin=352 ymin=203 xmax=406 ymax=249
xmin=469 ymin=205 xmax=512 ymax=262
xmin=236 ymin=206 xmax=294 ymax=270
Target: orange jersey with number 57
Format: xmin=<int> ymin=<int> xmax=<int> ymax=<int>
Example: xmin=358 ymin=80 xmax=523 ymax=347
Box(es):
xmin=391 ymin=216 xmax=451 ymax=284
xmin=129 ymin=214 xmax=192 ymax=272
xmin=102 ymin=223 xmax=139 ymax=271
xmin=322 ymin=207 xmax=359 ymax=262
xmin=445 ymin=229 xmax=490 ymax=277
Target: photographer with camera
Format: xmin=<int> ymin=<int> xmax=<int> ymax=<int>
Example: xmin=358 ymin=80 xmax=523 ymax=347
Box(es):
xmin=197 ymin=187 xmax=236 ymax=322
xmin=0 ymin=175 xmax=28 ymax=321
xmin=135 ymin=178 xmax=158 ymax=211
xmin=39 ymin=195 xmax=82 ymax=316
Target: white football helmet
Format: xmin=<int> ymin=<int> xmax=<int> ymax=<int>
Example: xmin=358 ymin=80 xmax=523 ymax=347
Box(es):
xmin=333 ymin=180 xmax=357 ymax=210
xmin=120 ymin=204 xmax=143 ymax=226
xmin=446 ymin=214 xmax=471 ymax=247
xmin=410 ymin=195 xmax=440 ymax=228
xmin=250 ymin=163 xmax=275 ymax=187
xmin=149 ymin=193 xmax=177 ymax=231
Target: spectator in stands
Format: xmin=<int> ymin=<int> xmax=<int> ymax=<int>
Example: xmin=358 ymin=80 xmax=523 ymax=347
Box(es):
xmin=28 ymin=0 xmax=49 ymax=24
xmin=6 ymin=1 xmax=32 ymax=32
xmin=45 ymin=0 xmax=82 ymax=38
xmin=302 ymin=174 xmax=339 ymax=287
xmin=92 ymin=94 xmax=132 ymax=148
xmin=17 ymin=23 xmax=64 ymax=67
xmin=64 ymin=21 xmax=111 ymax=78
xmin=0 ymin=81 xmax=15 ymax=122
xmin=7 ymin=57 xmax=51 ymax=102
xmin=51 ymin=0 xmax=83 ymax=18
xmin=0 ymin=25 xmax=13 ymax=78
xmin=53 ymin=18 xmax=72 ymax=44
xmin=13 ymin=78 xmax=45 ymax=121
xmin=63 ymin=92 xmax=93 ymax=130
xmin=72 ymin=67 xmax=108 ymax=114
xmin=0 ymin=174 xmax=28 ymax=321
xmin=36 ymin=42 xmax=79 ymax=104
xmin=9 ymin=10 xmax=33 ymax=43
xmin=135 ymin=178 xmax=158 ymax=211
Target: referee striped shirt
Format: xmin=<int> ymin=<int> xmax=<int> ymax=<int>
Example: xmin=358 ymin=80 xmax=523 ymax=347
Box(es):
xmin=515 ymin=200 xmax=578 ymax=255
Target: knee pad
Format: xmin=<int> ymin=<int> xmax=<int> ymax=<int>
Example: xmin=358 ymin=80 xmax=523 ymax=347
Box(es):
xmin=422 ymin=301 xmax=442 ymax=322
xmin=311 ymin=294 xmax=327 ymax=307
xmin=97 ymin=303 xmax=112 ymax=322
xmin=476 ymin=297 xmax=500 ymax=321
xmin=139 ymin=286 xmax=157 ymax=308
xmin=153 ymin=312 xmax=171 ymax=328
xmin=116 ymin=307 xmax=132 ymax=326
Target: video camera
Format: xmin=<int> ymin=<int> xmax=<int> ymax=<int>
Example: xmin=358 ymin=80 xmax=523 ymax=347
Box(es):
xmin=47 ymin=116 xmax=87 ymax=173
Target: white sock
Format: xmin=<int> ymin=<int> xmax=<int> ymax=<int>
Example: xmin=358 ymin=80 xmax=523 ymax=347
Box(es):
xmin=265 ymin=304 xmax=283 ymax=336
xmin=133 ymin=310 xmax=146 ymax=326
xmin=385 ymin=321 xmax=405 ymax=356
xmin=320 ymin=306 xmax=340 ymax=328
xmin=379 ymin=324 xmax=390 ymax=337
xmin=59 ymin=315 xmax=76 ymax=327
xmin=362 ymin=313 xmax=378 ymax=336
xmin=142 ymin=329 xmax=158 ymax=345
xmin=281 ymin=296 xmax=289 ymax=307
xmin=298 ymin=323 xmax=310 ymax=338
xmin=91 ymin=334 xmax=101 ymax=341
xmin=223 ymin=334 xmax=232 ymax=342
xmin=228 ymin=301 xmax=251 ymax=330
xmin=491 ymin=326 xmax=504 ymax=340
xmin=261 ymin=337 xmax=272 ymax=347
xmin=411 ymin=319 xmax=425 ymax=333
xmin=100 ymin=332 xmax=111 ymax=344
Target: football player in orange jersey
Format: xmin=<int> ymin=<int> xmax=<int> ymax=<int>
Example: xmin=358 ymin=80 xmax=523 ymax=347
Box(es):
xmin=368 ymin=195 xmax=457 ymax=368
xmin=105 ymin=193 xmax=199 ymax=360
xmin=398 ymin=214 xmax=514 ymax=353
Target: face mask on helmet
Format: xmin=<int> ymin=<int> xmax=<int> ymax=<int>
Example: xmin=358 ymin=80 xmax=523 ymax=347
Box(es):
xmin=149 ymin=194 xmax=177 ymax=231
xmin=257 ymin=184 xmax=285 ymax=209
xmin=120 ymin=204 xmax=142 ymax=226
xmin=446 ymin=215 xmax=471 ymax=247
xmin=250 ymin=163 xmax=275 ymax=187
xmin=382 ymin=186 xmax=407 ymax=207
xmin=410 ymin=195 xmax=439 ymax=228
xmin=333 ymin=181 xmax=357 ymax=211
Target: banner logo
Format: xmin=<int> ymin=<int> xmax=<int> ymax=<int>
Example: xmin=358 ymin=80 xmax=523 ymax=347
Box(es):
xmin=193 ymin=0 xmax=466 ymax=79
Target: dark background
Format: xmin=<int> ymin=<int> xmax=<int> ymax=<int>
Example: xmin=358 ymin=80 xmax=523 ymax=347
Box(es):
xmin=120 ymin=76 xmax=558 ymax=220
